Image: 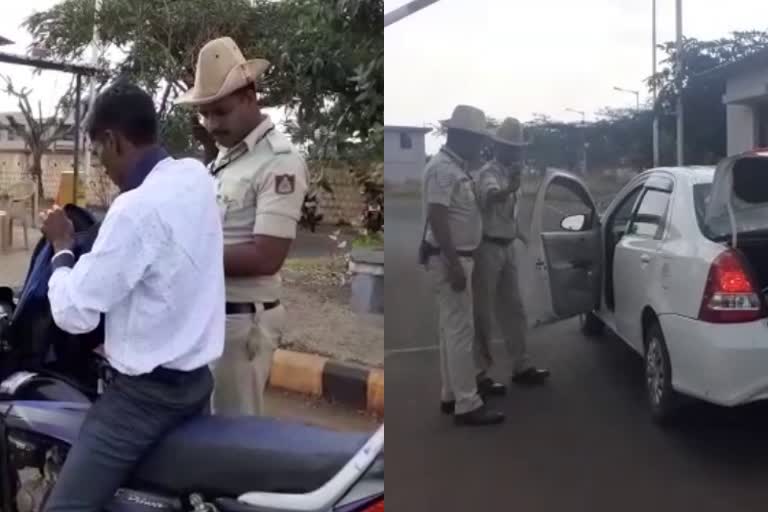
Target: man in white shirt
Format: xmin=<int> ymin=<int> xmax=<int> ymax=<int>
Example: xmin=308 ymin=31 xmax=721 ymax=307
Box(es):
xmin=40 ymin=82 xmax=225 ymax=511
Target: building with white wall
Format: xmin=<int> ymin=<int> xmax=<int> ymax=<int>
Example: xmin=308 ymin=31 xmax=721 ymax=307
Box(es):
xmin=719 ymin=48 xmax=768 ymax=155
xmin=384 ymin=125 xmax=431 ymax=184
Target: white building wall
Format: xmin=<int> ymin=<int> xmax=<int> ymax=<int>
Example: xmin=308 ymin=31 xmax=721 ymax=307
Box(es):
xmin=384 ymin=129 xmax=427 ymax=184
xmin=726 ymin=104 xmax=756 ymax=156
xmin=724 ymin=67 xmax=768 ymax=155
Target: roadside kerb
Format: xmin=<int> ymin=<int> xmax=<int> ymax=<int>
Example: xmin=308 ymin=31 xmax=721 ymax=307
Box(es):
xmin=269 ymin=348 xmax=384 ymax=416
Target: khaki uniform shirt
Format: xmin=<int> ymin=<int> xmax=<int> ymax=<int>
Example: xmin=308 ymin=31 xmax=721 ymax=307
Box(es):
xmin=475 ymin=159 xmax=520 ymax=240
xmin=213 ymin=117 xmax=308 ymax=303
xmin=422 ymin=146 xmax=482 ymax=251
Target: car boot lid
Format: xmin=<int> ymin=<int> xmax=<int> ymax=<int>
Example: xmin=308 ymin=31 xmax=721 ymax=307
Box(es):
xmin=704 ymin=149 xmax=768 ymax=246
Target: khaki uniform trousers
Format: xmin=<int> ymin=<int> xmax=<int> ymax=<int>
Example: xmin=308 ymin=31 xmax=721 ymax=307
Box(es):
xmin=472 ymin=240 xmax=531 ymax=377
xmin=211 ymin=304 xmax=286 ymax=416
xmin=426 ymin=256 xmax=483 ymax=415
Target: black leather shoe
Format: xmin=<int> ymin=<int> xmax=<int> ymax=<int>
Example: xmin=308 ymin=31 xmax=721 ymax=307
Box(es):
xmin=454 ymin=405 xmax=506 ymax=426
xmin=477 ymin=376 xmax=507 ymax=396
xmin=440 ymin=401 xmax=455 ymax=415
xmin=511 ymin=367 xmax=551 ymax=386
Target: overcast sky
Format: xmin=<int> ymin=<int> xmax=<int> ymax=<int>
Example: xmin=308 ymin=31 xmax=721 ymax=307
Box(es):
xmin=0 ymin=0 xmax=68 ymax=114
xmin=385 ymin=0 xmax=768 ymax=153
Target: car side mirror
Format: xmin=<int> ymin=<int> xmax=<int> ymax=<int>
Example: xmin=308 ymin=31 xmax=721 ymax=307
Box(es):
xmin=561 ymin=214 xmax=586 ymax=232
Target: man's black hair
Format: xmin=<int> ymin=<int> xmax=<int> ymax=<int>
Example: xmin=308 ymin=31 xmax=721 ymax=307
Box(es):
xmin=86 ymin=82 xmax=158 ymax=145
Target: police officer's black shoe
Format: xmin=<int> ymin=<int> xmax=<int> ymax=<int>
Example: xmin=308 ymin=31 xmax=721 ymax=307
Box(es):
xmin=454 ymin=405 xmax=506 ymax=426
xmin=477 ymin=376 xmax=507 ymax=396
xmin=440 ymin=401 xmax=455 ymax=415
xmin=511 ymin=367 xmax=551 ymax=386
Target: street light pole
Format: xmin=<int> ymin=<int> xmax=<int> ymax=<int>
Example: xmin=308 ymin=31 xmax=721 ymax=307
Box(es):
xmin=675 ymin=0 xmax=684 ymax=166
xmin=613 ymin=86 xmax=640 ymax=112
xmin=82 ymin=0 xmax=102 ymax=186
xmin=652 ymin=0 xmax=660 ymax=167
xmin=566 ymin=108 xmax=587 ymax=175
xmin=384 ymin=0 xmax=441 ymax=27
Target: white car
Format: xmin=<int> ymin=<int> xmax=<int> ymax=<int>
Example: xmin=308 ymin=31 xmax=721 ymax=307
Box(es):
xmin=525 ymin=150 xmax=768 ymax=424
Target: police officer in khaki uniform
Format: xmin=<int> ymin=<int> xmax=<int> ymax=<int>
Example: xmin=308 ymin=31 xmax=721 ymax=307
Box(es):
xmin=176 ymin=37 xmax=308 ymax=416
xmin=473 ymin=118 xmax=549 ymax=394
xmin=421 ymin=105 xmax=505 ymax=427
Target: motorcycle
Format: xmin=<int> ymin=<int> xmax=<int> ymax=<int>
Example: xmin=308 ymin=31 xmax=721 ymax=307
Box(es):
xmin=0 ymin=206 xmax=384 ymax=512
xmin=300 ymin=190 xmax=323 ymax=233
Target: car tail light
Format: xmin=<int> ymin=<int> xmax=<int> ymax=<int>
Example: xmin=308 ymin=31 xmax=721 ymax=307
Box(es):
xmin=359 ymin=499 xmax=384 ymax=512
xmin=698 ymin=249 xmax=765 ymax=323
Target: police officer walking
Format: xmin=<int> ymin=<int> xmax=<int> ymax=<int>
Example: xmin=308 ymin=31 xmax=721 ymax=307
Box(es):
xmin=177 ymin=37 xmax=308 ymax=416
xmin=473 ymin=117 xmax=549 ymax=395
xmin=421 ymin=105 xmax=505 ymax=426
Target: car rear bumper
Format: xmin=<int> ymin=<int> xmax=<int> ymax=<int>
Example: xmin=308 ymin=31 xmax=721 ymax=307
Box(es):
xmin=661 ymin=314 xmax=768 ymax=406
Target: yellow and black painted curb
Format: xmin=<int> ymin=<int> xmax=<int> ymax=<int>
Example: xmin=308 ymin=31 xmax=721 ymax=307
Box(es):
xmin=268 ymin=349 xmax=384 ymax=416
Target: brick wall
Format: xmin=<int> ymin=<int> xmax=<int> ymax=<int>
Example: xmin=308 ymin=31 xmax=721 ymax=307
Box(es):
xmin=0 ymin=150 xmax=117 ymax=207
xmin=311 ymin=163 xmax=377 ymax=227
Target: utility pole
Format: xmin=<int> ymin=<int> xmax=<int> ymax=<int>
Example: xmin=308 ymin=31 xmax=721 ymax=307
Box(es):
xmin=675 ymin=0 xmax=684 ymax=166
xmin=652 ymin=0 xmax=660 ymax=167
xmin=566 ymin=108 xmax=588 ymax=175
xmin=384 ymin=0 xmax=442 ymax=27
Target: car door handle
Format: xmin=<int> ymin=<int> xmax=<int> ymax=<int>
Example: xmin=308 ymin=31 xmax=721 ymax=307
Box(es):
xmin=640 ymin=254 xmax=651 ymax=263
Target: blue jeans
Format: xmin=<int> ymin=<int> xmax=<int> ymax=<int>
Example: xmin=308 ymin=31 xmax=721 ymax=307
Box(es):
xmin=44 ymin=366 xmax=213 ymax=512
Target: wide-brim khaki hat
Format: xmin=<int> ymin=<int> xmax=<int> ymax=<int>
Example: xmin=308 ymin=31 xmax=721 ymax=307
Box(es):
xmin=491 ymin=117 xmax=530 ymax=146
xmin=175 ymin=37 xmax=270 ymax=106
xmin=439 ymin=105 xmax=488 ymax=136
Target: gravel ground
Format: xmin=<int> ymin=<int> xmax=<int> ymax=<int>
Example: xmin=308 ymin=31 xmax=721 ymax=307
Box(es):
xmin=281 ymin=258 xmax=384 ymax=368
xmin=0 ymin=225 xmax=384 ymax=369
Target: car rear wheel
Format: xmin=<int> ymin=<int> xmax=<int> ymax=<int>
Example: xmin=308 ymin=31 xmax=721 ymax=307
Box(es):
xmin=580 ymin=311 xmax=604 ymax=337
xmin=644 ymin=321 xmax=680 ymax=425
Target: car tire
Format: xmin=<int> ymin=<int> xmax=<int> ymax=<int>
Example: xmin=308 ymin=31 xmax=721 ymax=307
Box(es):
xmin=644 ymin=321 xmax=680 ymax=426
xmin=580 ymin=311 xmax=604 ymax=337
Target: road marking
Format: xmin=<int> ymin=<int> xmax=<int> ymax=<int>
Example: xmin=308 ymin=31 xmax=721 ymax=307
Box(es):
xmin=385 ymin=345 xmax=439 ymax=355
xmin=386 ymin=338 xmax=507 ymax=357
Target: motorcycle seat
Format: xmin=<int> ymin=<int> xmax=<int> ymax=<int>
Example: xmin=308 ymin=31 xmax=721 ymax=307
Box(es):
xmin=131 ymin=414 xmax=369 ymax=497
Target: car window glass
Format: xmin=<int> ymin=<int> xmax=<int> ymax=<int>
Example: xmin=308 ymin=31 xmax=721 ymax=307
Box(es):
xmin=543 ymin=176 xmax=593 ymax=232
xmin=609 ymin=186 xmax=643 ymax=235
xmin=628 ymin=189 xmax=671 ymax=239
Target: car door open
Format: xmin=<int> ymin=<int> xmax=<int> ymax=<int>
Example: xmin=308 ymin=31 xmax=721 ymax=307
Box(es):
xmin=526 ymin=170 xmax=601 ymax=327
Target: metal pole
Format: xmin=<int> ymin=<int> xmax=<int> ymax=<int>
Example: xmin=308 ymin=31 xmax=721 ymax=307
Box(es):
xmin=82 ymin=0 xmax=102 ymax=182
xmin=73 ymin=74 xmax=81 ymax=204
xmin=652 ymin=0 xmax=659 ymax=167
xmin=675 ymin=0 xmax=684 ymax=166
xmin=635 ymin=92 xmax=640 ymax=112
xmin=384 ymin=0 xmax=441 ymax=27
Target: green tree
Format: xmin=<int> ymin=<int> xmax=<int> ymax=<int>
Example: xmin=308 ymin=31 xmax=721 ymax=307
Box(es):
xmin=24 ymin=0 xmax=383 ymax=160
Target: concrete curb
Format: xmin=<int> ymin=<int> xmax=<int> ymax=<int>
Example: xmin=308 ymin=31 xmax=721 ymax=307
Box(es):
xmin=268 ymin=349 xmax=384 ymax=416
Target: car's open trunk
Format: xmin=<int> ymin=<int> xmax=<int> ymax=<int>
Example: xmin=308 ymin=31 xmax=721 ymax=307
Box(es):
xmin=705 ymin=152 xmax=768 ymax=244
xmin=736 ymin=240 xmax=768 ymax=297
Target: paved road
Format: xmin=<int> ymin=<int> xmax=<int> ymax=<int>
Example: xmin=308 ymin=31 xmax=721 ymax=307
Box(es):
xmin=386 ymin=196 xmax=768 ymax=512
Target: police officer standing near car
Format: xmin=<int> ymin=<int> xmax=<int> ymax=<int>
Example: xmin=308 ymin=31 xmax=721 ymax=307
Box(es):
xmin=421 ymin=104 xmax=505 ymax=426
xmin=472 ymin=117 xmax=550 ymax=395
xmin=176 ymin=37 xmax=308 ymax=416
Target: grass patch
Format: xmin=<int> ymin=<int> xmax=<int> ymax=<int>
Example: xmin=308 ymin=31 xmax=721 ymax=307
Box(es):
xmin=351 ymin=232 xmax=383 ymax=249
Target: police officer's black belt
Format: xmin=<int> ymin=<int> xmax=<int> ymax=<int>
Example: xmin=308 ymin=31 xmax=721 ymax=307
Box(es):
xmin=483 ymin=236 xmax=514 ymax=247
xmin=423 ymin=244 xmax=475 ymax=259
xmin=226 ymin=301 xmax=280 ymax=315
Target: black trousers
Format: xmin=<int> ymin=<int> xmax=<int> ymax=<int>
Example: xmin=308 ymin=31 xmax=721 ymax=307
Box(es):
xmin=44 ymin=366 xmax=213 ymax=512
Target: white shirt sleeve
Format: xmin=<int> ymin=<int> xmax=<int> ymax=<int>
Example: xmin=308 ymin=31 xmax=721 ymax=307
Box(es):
xmin=47 ymin=208 xmax=163 ymax=334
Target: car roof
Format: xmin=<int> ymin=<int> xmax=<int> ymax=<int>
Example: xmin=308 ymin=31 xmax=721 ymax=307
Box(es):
xmin=641 ymin=165 xmax=715 ymax=185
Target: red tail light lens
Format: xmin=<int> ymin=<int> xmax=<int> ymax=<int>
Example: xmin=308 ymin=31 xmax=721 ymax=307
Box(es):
xmin=360 ymin=499 xmax=384 ymax=512
xmin=699 ymin=249 xmax=765 ymax=323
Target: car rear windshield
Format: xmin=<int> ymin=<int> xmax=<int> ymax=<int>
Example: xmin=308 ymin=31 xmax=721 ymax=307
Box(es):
xmin=693 ymin=183 xmax=713 ymax=236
